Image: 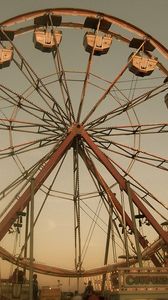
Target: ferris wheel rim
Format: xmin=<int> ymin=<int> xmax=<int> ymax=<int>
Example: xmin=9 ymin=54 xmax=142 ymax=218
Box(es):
xmin=0 ymin=7 xmax=168 ymax=61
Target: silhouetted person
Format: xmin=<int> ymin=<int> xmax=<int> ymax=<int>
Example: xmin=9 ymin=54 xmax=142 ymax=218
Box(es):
xmin=33 ymin=273 xmax=39 ymax=300
xmin=11 ymin=268 xmax=18 ymax=283
xmin=18 ymin=270 xmax=24 ymax=284
xmin=10 ymin=268 xmax=24 ymax=284
xmin=83 ymin=281 xmax=94 ymax=300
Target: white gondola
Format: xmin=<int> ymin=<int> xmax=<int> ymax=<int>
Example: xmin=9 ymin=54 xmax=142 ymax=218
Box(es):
xmin=83 ymin=32 xmax=112 ymax=56
xmin=33 ymin=29 xmax=62 ymax=52
xmin=0 ymin=48 xmax=13 ymax=69
xmin=128 ymin=52 xmax=158 ymax=77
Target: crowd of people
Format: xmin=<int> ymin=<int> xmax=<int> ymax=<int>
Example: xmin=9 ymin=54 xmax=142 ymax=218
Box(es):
xmin=9 ymin=269 xmax=100 ymax=300
xmin=9 ymin=268 xmax=39 ymax=300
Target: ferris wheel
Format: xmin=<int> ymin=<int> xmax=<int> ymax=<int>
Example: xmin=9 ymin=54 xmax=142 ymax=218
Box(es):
xmin=0 ymin=8 xmax=168 ymax=280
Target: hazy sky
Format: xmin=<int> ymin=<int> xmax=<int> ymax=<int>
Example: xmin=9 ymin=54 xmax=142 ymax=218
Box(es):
xmin=0 ymin=0 xmax=168 ymax=292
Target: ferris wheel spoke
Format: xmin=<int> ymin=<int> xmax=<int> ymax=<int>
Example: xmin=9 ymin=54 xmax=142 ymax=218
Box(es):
xmin=0 ymin=117 xmax=64 ymax=159
xmin=0 ymin=118 xmax=64 ymax=138
xmin=0 ymin=29 xmax=70 ymax=126
xmin=14 ymin=56 xmax=69 ymax=126
xmin=82 ymin=62 xmax=130 ymax=126
xmin=48 ymin=12 xmax=75 ymax=123
xmin=0 ymin=89 xmax=65 ymax=157
xmin=77 ymin=52 xmax=95 ymax=122
xmin=51 ymin=46 xmax=75 ymax=123
xmin=85 ymin=82 xmax=168 ymax=130
xmin=0 ymin=92 xmax=67 ymax=146
xmin=0 ymin=140 xmax=66 ymax=206
xmin=0 ymin=134 xmax=64 ymax=159
xmin=82 ymin=41 xmax=147 ymax=125
xmin=0 ymin=112 xmax=64 ymax=136
xmin=77 ymin=17 xmax=103 ymax=122
xmin=91 ymin=135 xmax=168 ymax=171
xmin=88 ymin=123 xmax=168 ymax=137
xmin=13 ymin=56 xmax=69 ymax=126
xmin=0 ymin=84 xmax=67 ymax=131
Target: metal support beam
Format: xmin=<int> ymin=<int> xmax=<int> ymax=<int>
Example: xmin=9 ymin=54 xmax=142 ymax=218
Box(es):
xmin=127 ymin=181 xmax=143 ymax=267
xmin=73 ymin=138 xmax=82 ymax=273
xmin=120 ymin=191 xmax=130 ymax=266
xmin=29 ymin=178 xmax=35 ymax=300
xmin=101 ymin=209 xmax=111 ymax=291
xmin=23 ymin=204 xmax=29 ymax=276
xmin=79 ymin=144 xmax=161 ymax=266
xmin=81 ymin=129 xmax=168 ymax=245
